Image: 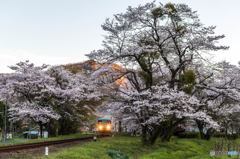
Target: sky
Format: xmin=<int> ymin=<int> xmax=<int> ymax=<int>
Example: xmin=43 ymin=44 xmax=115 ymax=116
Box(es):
xmin=0 ymin=0 xmax=239 ymax=73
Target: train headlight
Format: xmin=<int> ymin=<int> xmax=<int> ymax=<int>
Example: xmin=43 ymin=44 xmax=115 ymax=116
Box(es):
xmin=98 ymin=125 xmax=103 ymax=130
xmin=106 ymin=124 xmax=111 ymax=131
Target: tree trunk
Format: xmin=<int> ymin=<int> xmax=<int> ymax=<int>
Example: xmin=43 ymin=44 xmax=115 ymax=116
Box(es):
xmin=204 ymin=128 xmax=214 ymax=140
xmin=160 ymin=118 xmax=182 ymax=142
xmin=118 ymin=121 xmax=122 ymax=133
xmin=196 ymin=120 xmax=214 ymax=140
xmin=161 ymin=126 xmax=173 ymax=142
xmin=141 ymin=125 xmax=148 ymax=145
xmin=196 ymin=120 xmax=205 ymax=139
xmin=149 ymin=127 xmax=161 ymax=144
xmin=39 ymin=122 xmax=43 ymax=138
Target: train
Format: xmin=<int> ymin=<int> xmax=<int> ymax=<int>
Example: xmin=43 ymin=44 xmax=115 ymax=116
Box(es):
xmin=96 ymin=117 xmax=112 ymax=134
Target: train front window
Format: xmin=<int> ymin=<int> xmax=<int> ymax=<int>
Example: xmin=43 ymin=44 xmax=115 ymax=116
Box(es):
xmin=97 ymin=120 xmax=111 ymax=124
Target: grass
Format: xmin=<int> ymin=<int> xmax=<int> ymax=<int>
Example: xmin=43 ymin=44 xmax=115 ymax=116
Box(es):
xmin=11 ymin=136 xmax=238 ymax=159
xmin=40 ymin=136 xmax=143 ymax=159
xmin=0 ymin=132 xmax=93 ymax=147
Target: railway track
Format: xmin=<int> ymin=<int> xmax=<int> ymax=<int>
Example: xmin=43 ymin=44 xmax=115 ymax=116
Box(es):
xmin=0 ymin=135 xmax=108 ymax=153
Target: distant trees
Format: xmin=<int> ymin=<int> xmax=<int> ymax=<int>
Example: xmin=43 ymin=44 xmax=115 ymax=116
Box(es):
xmin=87 ymin=1 xmax=232 ymax=144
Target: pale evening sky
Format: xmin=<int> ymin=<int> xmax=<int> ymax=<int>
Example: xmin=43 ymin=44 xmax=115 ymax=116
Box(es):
xmin=0 ymin=0 xmax=239 ymax=73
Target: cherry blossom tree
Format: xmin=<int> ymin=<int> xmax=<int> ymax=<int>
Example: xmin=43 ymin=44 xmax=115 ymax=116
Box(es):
xmin=87 ymin=1 xmax=228 ymax=144
xmin=6 ymin=61 xmax=59 ymax=137
xmin=47 ymin=66 xmax=102 ymax=135
xmin=189 ymin=61 xmax=240 ymax=140
xmin=1 ymin=61 xmax=102 ymax=137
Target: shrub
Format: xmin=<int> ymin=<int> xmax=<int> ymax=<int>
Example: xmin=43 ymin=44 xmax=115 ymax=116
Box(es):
xmin=107 ymin=149 xmax=129 ymax=159
xmin=176 ymin=132 xmax=199 ymax=138
xmin=214 ymin=133 xmax=239 ymax=139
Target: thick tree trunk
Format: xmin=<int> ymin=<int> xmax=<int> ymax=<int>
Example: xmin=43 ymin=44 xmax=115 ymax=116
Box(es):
xmin=141 ymin=125 xmax=148 ymax=145
xmin=204 ymin=128 xmax=214 ymax=140
xmin=196 ymin=120 xmax=214 ymax=140
xmin=160 ymin=126 xmax=173 ymax=142
xmin=196 ymin=120 xmax=205 ymax=139
xmin=160 ymin=118 xmax=183 ymax=142
xmin=149 ymin=128 xmax=161 ymax=144
xmin=141 ymin=125 xmax=163 ymax=145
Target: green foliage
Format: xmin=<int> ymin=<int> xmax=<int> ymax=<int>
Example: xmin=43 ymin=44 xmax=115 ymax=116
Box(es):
xmin=214 ymin=133 xmax=239 ymax=140
xmin=137 ymin=52 xmax=161 ymax=88
xmin=36 ymin=136 xmax=141 ymax=159
xmin=151 ymin=7 xmax=163 ymax=18
xmin=175 ymin=25 xmax=186 ymax=35
xmin=180 ymin=70 xmax=196 ymax=84
xmin=138 ymin=71 xmax=151 ymax=85
xmin=179 ymin=70 xmax=196 ymax=94
xmin=107 ymin=149 xmax=129 ymax=159
xmin=165 ymin=3 xmax=177 ymax=13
